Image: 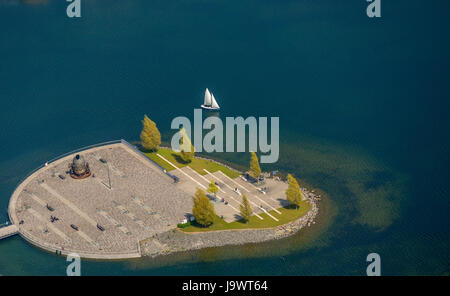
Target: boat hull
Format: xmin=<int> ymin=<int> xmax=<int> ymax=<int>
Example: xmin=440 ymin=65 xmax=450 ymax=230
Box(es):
xmin=201 ymin=105 xmax=220 ymax=111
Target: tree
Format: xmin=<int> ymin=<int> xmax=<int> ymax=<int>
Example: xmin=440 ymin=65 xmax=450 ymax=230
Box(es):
xmin=179 ymin=127 xmax=195 ymax=163
xmin=192 ymin=188 xmax=216 ymax=227
xmin=207 ymin=180 xmax=219 ymax=198
xmin=239 ymin=194 xmax=253 ymax=223
xmin=140 ymin=114 xmax=161 ymax=151
xmin=285 ymin=174 xmax=304 ymax=209
xmin=249 ymin=152 xmax=261 ymax=179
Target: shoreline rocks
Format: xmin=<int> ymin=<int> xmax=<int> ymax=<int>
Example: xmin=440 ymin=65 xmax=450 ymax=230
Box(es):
xmin=140 ymin=189 xmax=320 ymax=258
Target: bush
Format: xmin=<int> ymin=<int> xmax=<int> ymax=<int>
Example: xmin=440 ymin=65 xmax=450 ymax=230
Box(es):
xmin=177 ymin=221 xmax=191 ymax=228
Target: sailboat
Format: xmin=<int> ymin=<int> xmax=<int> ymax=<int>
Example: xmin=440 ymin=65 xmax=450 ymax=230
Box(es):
xmin=201 ymin=88 xmax=220 ymax=111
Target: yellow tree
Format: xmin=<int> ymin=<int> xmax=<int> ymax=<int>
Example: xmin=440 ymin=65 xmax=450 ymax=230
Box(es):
xmin=285 ymin=174 xmax=304 ymax=209
xmin=207 ymin=180 xmax=219 ymax=198
xmin=239 ymin=194 xmax=253 ymax=223
xmin=179 ymin=127 xmax=195 ymax=163
xmin=249 ymin=152 xmax=261 ymax=179
xmin=192 ymin=188 xmax=216 ymax=227
xmin=140 ymin=114 xmax=161 ymax=151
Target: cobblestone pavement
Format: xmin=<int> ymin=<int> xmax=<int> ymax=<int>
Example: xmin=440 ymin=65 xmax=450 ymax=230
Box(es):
xmin=10 ymin=143 xmax=192 ymax=258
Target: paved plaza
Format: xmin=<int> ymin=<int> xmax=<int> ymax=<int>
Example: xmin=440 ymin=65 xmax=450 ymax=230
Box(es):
xmin=8 ymin=142 xmax=289 ymax=259
xmin=9 ymin=143 xmax=192 ymax=258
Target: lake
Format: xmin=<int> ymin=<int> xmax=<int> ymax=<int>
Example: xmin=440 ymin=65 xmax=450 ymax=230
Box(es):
xmin=0 ymin=0 xmax=448 ymax=275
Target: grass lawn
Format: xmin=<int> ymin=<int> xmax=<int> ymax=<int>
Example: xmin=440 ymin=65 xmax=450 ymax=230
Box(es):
xmin=143 ymin=148 xmax=241 ymax=179
xmin=180 ymin=200 xmax=311 ymax=232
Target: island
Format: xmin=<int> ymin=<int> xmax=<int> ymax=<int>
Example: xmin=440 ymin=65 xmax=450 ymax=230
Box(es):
xmin=5 ymin=116 xmax=321 ymax=260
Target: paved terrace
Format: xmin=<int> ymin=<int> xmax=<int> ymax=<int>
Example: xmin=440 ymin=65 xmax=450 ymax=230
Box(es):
xmin=8 ymin=143 xmax=192 ymax=259
xmin=8 ymin=141 xmax=292 ymax=259
xmin=156 ymin=153 xmax=289 ymax=223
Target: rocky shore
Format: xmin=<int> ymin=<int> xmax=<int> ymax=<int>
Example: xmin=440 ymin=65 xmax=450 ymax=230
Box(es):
xmin=140 ymin=189 xmax=320 ymax=258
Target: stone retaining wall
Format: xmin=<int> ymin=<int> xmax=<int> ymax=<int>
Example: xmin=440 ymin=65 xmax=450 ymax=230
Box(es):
xmin=140 ymin=193 xmax=320 ymax=258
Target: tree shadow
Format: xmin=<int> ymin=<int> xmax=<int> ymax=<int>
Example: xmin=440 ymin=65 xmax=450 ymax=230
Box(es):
xmin=171 ymin=153 xmax=191 ymax=165
xmin=206 ymin=194 xmax=218 ymax=202
xmin=189 ymin=220 xmax=212 ymax=228
xmin=233 ymin=214 xmax=245 ymax=222
xmin=282 ymin=204 xmax=299 ymax=210
xmin=139 ymin=146 xmax=158 ymax=153
xmin=277 ymin=198 xmax=290 ymax=207
xmin=184 ymin=213 xmax=194 ymax=220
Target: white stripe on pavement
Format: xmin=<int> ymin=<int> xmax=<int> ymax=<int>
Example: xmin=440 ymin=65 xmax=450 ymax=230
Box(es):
xmin=185 ymin=166 xmax=226 ymax=194
xmin=218 ymin=170 xmax=250 ymax=192
xmin=156 ymin=155 xmax=247 ymax=218
xmin=204 ymin=169 xmax=268 ymax=221
xmin=219 ymin=171 xmax=282 ymax=207
xmin=156 ymin=154 xmax=206 ymax=190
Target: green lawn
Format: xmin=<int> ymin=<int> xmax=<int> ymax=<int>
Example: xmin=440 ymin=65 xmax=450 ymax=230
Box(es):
xmin=180 ymin=200 xmax=311 ymax=232
xmin=143 ymin=148 xmax=241 ymax=179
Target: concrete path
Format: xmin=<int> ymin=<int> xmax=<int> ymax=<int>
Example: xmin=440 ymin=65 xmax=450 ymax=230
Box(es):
xmin=155 ymin=154 xmax=247 ymax=220
xmin=218 ymin=170 xmax=250 ymax=192
xmin=97 ymin=209 xmax=130 ymax=235
xmin=27 ymin=208 xmax=71 ymax=243
xmin=28 ymin=192 xmax=47 ymax=207
xmin=114 ymin=203 xmax=146 ymax=228
xmin=219 ymin=171 xmax=283 ymax=208
xmin=40 ymin=183 xmax=99 ymax=228
xmin=0 ymin=225 xmax=19 ymax=240
xmin=156 ymin=154 xmax=207 ymax=190
xmin=183 ymin=167 xmax=257 ymax=220
xmin=203 ymin=169 xmax=275 ymax=221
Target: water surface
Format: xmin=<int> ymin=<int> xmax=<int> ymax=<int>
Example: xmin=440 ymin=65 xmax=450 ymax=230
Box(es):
xmin=0 ymin=0 xmax=448 ymax=275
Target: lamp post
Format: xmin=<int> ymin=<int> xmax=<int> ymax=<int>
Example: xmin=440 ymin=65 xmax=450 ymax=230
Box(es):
xmin=101 ymin=159 xmax=112 ymax=190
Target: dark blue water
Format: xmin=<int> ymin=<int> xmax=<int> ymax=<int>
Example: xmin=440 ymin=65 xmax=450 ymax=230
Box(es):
xmin=0 ymin=0 xmax=448 ymax=275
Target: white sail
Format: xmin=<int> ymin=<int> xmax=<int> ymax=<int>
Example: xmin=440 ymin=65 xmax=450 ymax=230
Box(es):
xmin=204 ymin=88 xmax=212 ymax=106
xmin=211 ymin=93 xmax=220 ymax=109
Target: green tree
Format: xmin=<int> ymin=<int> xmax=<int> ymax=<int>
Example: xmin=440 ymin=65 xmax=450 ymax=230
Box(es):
xmin=192 ymin=188 xmax=216 ymax=227
xmin=140 ymin=114 xmax=161 ymax=151
xmin=249 ymin=152 xmax=261 ymax=179
xmin=207 ymin=180 xmax=219 ymax=198
xmin=285 ymin=174 xmax=304 ymax=209
xmin=239 ymin=194 xmax=253 ymax=223
xmin=179 ymin=128 xmax=195 ymax=163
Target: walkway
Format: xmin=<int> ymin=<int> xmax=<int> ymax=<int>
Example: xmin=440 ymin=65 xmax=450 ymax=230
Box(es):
xmin=0 ymin=224 xmax=19 ymax=240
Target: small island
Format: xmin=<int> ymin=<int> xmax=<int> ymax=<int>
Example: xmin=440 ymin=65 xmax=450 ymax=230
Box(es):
xmin=5 ymin=115 xmax=320 ymax=259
